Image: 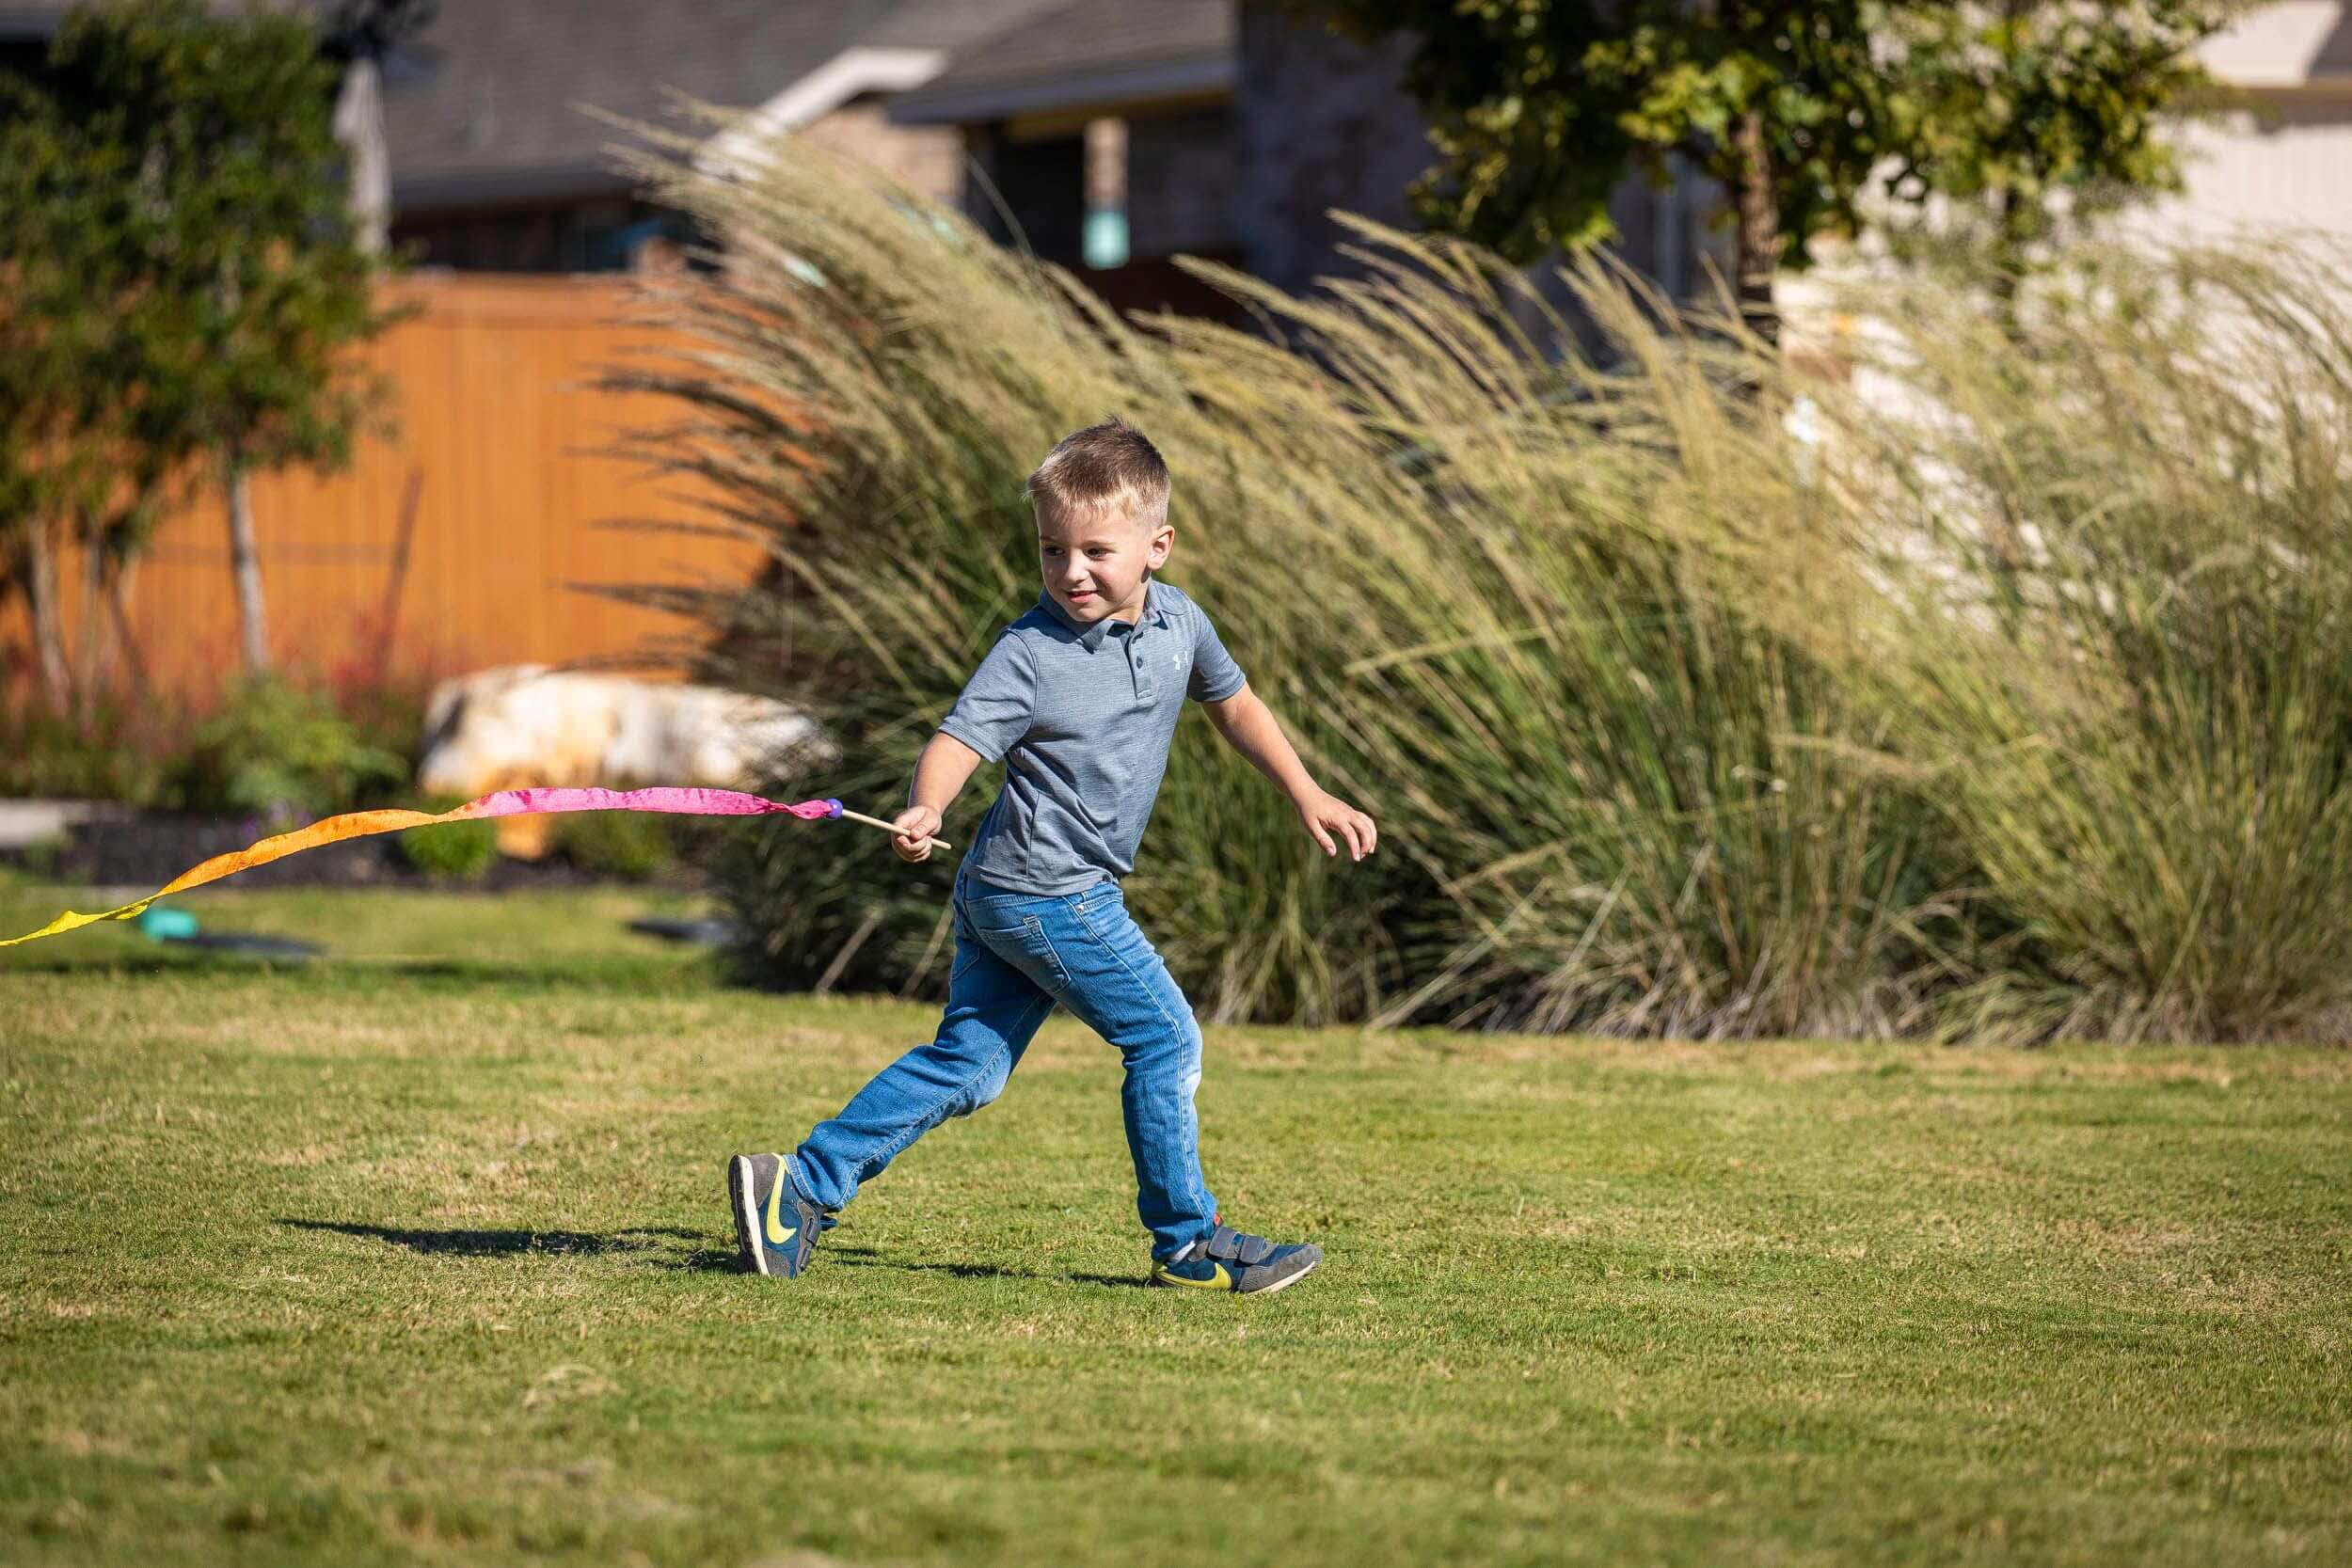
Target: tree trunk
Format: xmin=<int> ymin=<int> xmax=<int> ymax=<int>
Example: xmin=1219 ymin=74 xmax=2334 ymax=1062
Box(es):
xmin=1733 ymin=108 xmax=1781 ymax=349
xmin=108 ymin=557 xmax=151 ymax=698
xmin=72 ymin=516 xmax=110 ymax=707
xmin=1988 ymin=184 xmax=2025 ymax=340
xmin=227 ymin=466 xmax=270 ymax=672
xmin=24 ymin=521 xmax=72 ymax=709
xmin=333 ymin=54 xmax=390 ymax=256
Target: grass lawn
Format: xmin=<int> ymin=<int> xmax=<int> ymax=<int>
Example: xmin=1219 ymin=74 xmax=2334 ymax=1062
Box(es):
xmin=3 ymin=878 xmax=2348 ymax=1566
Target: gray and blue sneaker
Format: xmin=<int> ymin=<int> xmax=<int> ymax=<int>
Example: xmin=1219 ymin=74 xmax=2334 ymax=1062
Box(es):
xmin=727 ymin=1152 xmax=823 ymax=1278
xmin=1150 ymin=1224 xmax=1322 ymax=1294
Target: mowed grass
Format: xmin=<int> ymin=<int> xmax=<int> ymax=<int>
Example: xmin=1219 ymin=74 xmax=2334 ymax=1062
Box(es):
xmin=2 ymin=880 xmax=2348 ymax=1567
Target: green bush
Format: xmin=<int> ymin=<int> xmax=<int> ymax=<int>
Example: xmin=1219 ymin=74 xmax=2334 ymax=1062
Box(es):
xmin=555 ymin=810 xmax=676 ymax=881
xmin=0 ymin=696 xmax=185 ymax=806
xmin=396 ymin=806 xmax=497 ymax=882
xmin=178 ymin=675 xmax=406 ymax=823
xmin=615 ymin=130 xmax=2352 ymax=1042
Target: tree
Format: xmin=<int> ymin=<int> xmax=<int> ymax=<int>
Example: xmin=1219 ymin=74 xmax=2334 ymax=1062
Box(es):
xmin=2 ymin=0 xmax=394 ymax=684
xmin=1883 ymin=4 xmax=2228 ymax=284
xmin=0 ymin=56 xmax=199 ymax=707
xmin=1292 ymin=2 xmax=2241 ymax=341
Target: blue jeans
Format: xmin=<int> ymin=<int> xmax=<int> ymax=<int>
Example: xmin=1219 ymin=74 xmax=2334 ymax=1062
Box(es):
xmin=789 ymin=870 xmax=1217 ymax=1260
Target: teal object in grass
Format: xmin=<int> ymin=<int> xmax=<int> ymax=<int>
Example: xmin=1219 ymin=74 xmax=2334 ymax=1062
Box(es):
xmin=135 ymin=905 xmax=199 ymax=941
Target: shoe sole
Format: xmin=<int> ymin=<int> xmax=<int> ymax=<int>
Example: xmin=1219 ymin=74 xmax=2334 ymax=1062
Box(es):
xmin=1247 ymin=1253 xmax=1319 ymax=1295
xmin=727 ymin=1155 xmax=769 ymax=1276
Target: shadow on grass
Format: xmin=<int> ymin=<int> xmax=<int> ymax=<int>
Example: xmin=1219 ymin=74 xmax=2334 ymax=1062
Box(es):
xmin=278 ymin=1220 xmax=1147 ymax=1289
xmin=278 ymin=1217 xmax=730 ymax=1266
xmin=353 ymin=959 xmax=718 ymax=992
xmin=824 ymin=1245 xmax=1146 ymax=1291
xmin=4 ymin=956 xmax=717 ymax=994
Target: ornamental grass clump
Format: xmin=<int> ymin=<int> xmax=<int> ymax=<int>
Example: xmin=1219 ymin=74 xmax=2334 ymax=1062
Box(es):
xmin=1799 ymin=246 xmax=2352 ymax=1042
xmin=1152 ymin=238 xmax=1939 ymax=1037
xmin=605 ymin=134 xmax=1396 ymax=1022
xmin=613 ymin=120 xmax=2352 ymax=1044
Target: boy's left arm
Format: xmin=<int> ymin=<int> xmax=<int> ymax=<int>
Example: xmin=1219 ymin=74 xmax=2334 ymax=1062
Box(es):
xmin=1202 ymin=685 xmax=1377 ymax=862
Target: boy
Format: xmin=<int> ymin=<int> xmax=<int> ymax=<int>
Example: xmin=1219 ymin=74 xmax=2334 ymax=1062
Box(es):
xmin=728 ymin=418 xmax=1375 ymax=1293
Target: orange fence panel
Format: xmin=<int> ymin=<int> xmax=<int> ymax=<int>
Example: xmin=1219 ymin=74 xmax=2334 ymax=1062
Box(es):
xmin=4 ymin=273 xmax=765 ymax=707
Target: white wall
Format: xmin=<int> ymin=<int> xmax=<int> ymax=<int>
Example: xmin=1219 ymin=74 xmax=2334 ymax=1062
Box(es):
xmin=2156 ymin=2 xmax=2352 ymax=247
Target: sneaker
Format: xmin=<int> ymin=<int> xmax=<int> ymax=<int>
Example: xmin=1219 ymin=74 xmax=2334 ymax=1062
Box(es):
xmin=727 ymin=1152 xmax=822 ymax=1278
xmin=1150 ymin=1224 xmax=1322 ymax=1294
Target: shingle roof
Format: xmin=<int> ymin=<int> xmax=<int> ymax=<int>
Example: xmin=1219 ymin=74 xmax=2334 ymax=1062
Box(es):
xmin=890 ymin=0 xmax=1232 ymax=125
xmin=1 ymin=0 xmax=1119 ymax=208
xmin=380 ymin=0 xmax=1070 ymax=209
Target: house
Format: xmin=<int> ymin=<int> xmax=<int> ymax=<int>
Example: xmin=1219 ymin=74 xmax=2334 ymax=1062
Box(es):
xmin=0 ymin=0 xmax=1717 ymax=304
xmin=886 ymin=0 xmax=1247 ymax=317
xmin=376 ymin=1 xmax=1065 ymax=273
xmin=2164 ymin=1 xmax=2352 ymax=248
xmin=377 ymin=0 xmax=1488 ymax=314
xmin=14 ymin=3 xmax=2339 ymax=312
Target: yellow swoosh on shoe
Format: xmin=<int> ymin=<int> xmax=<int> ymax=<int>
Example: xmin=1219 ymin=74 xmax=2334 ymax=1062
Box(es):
xmin=1154 ymin=1261 xmax=1231 ymax=1290
xmin=764 ymin=1166 xmax=797 ymax=1247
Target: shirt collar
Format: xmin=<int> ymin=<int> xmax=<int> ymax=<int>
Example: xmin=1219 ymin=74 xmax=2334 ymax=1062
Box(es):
xmin=1034 ymin=580 xmax=1166 ymax=650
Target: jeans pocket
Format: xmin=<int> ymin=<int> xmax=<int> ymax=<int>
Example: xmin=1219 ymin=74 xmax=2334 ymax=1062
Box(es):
xmin=963 ymin=898 xmax=1066 ymax=981
xmin=1016 ymin=913 xmax=1067 ymax=980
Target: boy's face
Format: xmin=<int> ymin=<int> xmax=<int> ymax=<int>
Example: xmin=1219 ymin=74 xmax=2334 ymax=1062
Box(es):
xmin=1035 ymin=501 xmax=1171 ymax=626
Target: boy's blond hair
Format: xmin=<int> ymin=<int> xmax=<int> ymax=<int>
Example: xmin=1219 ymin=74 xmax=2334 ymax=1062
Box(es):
xmin=1025 ymin=417 xmax=1170 ymax=531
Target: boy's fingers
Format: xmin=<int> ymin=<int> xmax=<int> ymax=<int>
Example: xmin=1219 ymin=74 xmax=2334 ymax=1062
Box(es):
xmin=1311 ymin=821 xmax=1337 ymax=856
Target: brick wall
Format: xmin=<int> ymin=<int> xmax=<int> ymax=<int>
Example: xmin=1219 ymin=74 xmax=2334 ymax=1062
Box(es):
xmin=1127 ymin=105 xmax=1240 ymax=257
xmin=1232 ymin=2 xmax=1722 ymax=320
xmin=803 ymin=100 xmax=966 ymax=206
xmin=1232 ymin=5 xmax=1430 ymax=296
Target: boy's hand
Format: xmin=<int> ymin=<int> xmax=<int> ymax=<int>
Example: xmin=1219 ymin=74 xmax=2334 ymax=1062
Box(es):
xmin=891 ymin=805 xmax=944 ymax=863
xmin=1296 ymin=789 xmax=1377 ymax=863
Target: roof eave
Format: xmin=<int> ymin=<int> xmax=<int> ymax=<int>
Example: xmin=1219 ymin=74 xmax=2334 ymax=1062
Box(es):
xmin=392 ymin=165 xmax=638 ymax=214
xmin=700 ymin=45 xmax=947 ymax=175
xmin=887 ymin=52 xmax=1231 ymax=127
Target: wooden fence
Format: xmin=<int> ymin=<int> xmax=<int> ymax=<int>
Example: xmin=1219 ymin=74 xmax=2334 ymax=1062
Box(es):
xmin=4 ymin=273 xmax=768 ymax=706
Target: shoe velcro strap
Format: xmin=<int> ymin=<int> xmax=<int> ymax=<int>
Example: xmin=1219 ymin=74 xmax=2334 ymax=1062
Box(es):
xmin=1203 ymin=1227 xmax=1274 ymax=1266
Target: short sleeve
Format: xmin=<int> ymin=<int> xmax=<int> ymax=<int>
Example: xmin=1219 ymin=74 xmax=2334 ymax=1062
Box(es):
xmin=1187 ymin=607 xmax=1248 ymax=704
xmin=938 ymin=633 xmax=1038 ymax=761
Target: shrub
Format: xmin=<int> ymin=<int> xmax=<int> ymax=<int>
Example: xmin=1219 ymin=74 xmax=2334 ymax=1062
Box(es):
xmin=612 ymin=144 xmax=1394 ymax=1019
xmin=396 ymin=804 xmax=497 ymax=882
xmin=612 ymin=126 xmax=2352 ymax=1041
xmin=0 ymin=694 xmax=187 ymax=806
xmin=1792 ymin=247 xmax=2352 ymax=1042
xmin=177 ymin=675 xmax=406 ymax=825
xmin=555 ymin=810 xmax=676 ymax=881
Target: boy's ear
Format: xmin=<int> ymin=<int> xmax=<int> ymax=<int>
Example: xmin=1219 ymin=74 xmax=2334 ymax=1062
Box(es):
xmin=1148 ymin=522 xmax=1174 ymax=567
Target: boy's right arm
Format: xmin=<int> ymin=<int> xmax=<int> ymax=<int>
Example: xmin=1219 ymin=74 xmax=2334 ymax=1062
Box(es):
xmin=891 ymin=731 xmax=987 ymax=863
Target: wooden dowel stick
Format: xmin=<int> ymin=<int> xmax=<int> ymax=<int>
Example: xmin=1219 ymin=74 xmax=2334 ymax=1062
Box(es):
xmin=835 ymin=807 xmax=951 ymax=851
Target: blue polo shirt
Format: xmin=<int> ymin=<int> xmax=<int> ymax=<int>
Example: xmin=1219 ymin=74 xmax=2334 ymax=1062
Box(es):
xmin=939 ymin=578 xmax=1247 ymax=895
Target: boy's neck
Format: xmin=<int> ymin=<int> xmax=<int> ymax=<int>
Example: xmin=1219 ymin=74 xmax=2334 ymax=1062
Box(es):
xmin=1101 ymin=578 xmax=1152 ymax=625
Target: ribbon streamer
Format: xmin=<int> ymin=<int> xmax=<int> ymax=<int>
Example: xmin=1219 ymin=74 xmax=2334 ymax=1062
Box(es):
xmin=1 ymin=785 xmax=948 ymax=949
